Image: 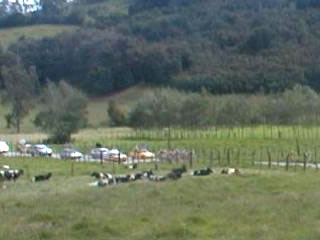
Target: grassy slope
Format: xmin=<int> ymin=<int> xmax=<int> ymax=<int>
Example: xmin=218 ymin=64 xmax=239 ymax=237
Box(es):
xmin=0 ymin=24 xmax=78 ymax=48
xmin=87 ymin=85 xmax=154 ymax=127
xmin=77 ymin=0 xmax=130 ymax=16
xmin=0 ymin=85 xmax=155 ymax=133
xmin=0 ymin=157 xmax=320 ymax=240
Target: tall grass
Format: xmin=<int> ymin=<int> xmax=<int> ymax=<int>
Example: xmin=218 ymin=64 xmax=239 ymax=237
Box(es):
xmin=0 ymin=157 xmax=320 ymax=240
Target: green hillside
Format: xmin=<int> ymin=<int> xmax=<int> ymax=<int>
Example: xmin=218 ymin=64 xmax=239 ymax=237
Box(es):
xmin=4 ymin=0 xmax=320 ymax=96
xmin=0 ymin=24 xmax=78 ymax=48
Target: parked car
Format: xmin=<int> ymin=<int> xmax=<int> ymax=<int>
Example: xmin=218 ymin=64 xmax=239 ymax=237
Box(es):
xmin=134 ymin=150 xmax=155 ymax=159
xmin=0 ymin=141 xmax=9 ymax=154
xmin=28 ymin=144 xmax=52 ymax=157
xmin=60 ymin=148 xmax=83 ymax=160
xmin=108 ymin=149 xmax=127 ymax=161
xmin=90 ymin=148 xmax=109 ymax=159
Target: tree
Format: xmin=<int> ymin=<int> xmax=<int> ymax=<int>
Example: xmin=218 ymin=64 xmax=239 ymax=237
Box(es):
xmin=0 ymin=0 xmax=10 ymax=16
xmin=40 ymin=0 xmax=68 ymax=16
xmin=1 ymin=64 xmax=39 ymax=133
xmin=107 ymin=100 xmax=128 ymax=126
xmin=34 ymin=81 xmax=88 ymax=143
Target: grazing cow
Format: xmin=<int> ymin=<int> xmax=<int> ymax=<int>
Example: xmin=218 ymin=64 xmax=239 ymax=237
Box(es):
xmin=166 ymin=171 xmax=182 ymax=180
xmin=91 ymin=172 xmax=106 ymax=180
xmin=172 ymin=165 xmax=187 ymax=175
xmin=90 ymin=172 xmax=114 ymax=180
xmin=148 ymin=174 xmax=166 ymax=182
xmin=32 ymin=173 xmax=52 ymax=182
xmin=165 ymin=164 xmax=187 ymax=180
xmin=89 ymin=179 xmax=110 ymax=187
xmin=115 ymin=175 xmax=130 ymax=184
xmin=129 ymin=173 xmax=143 ymax=181
xmin=0 ymin=169 xmax=24 ymax=181
xmin=221 ymin=168 xmax=241 ymax=176
xmin=127 ymin=164 xmax=138 ymax=170
xmin=191 ymin=168 xmax=213 ymax=176
xmin=142 ymin=170 xmax=154 ymax=179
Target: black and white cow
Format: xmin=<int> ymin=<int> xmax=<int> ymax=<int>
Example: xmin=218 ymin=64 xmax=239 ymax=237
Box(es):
xmin=191 ymin=168 xmax=213 ymax=176
xmin=127 ymin=163 xmax=138 ymax=170
xmin=91 ymin=172 xmax=113 ymax=180
xmin=115 ymin=175 xmax=130 ymax=183
xmin=171 ymin=165 xmax=187 ymax=175
xmin=148 ymin=174 xmax=166 ymax=182
xmin=165 ymin=165 xmax=187 ymax=180
xmin=0 ymin=169 xmax=24 ymax=181
xmin=142 ymin=170 xmax=154 ymax=179
xmin=166 ymin=171 xmax=182 ymax=180
xmin=129 ymin=173 xmax=143 ymax=181
xmin=32 ymin=173 xmax=52 ymax=182
xmin=221 ymin=168 xmax=241 ymax=175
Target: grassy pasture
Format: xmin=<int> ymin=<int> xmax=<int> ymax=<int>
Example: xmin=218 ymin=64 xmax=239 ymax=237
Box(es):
xmin=1 ymin=125 xmax=320 ymax=169
xmin=0 ymin=157 xmax=320 ymax=239
xmin=0 ymin=24 xmax=78 ymax=48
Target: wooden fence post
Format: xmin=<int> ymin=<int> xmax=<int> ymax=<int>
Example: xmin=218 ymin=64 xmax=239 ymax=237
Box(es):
xmin=315 ymin=148 xmax=318 ymax=171
xmin=237 ymin=148 xmax=241 ymax=166
xmin=251 ymin=150 xmax=256 ymax=167
xmin=71 ymin=160 xmax=74 ymax=177
xmin=210 ymin=150 xmax=213 ymax=168
xmin=259 ymin=148 xmax=263 ymax=169
xmin=267 ymin=149 xmax=271 ymax=169
xmin=189 ymin=151 xmax=193 ymax=169
xmin=227 ymin=148 xmax=231 ymax=166
xmin=303 ymin=152 xmax=309 ymax=172
xmin=100 ymin=150 xmax=103 ymax=165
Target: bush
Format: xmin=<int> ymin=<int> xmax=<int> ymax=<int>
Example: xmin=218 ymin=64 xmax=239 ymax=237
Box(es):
xmin=107 ymin=100 xmax=128 ymax=126
xmin=34 ymin=81 xmax=88 ymax=143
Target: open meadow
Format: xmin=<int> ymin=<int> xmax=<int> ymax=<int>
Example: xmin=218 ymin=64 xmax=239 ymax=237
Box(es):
xmin=0 ymin=157 xmax=320 ymax=240
xmin=1 ymin=125 xmax=320 ymax=239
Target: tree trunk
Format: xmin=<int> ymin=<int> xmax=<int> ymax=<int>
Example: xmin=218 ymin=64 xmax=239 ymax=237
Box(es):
xmin=16 ymin=117 xmax=20 ymax=133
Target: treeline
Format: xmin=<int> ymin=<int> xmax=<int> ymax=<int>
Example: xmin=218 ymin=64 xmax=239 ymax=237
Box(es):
xmin=6 ymin=29 xmax=189 ymax=95
xmin=2 ymin=0 xmax=320 ymax=95
xmin=125 ymin=85 xmax=320 ymax=128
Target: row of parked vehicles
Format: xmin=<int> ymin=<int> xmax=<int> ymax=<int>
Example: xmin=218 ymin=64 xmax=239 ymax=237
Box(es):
xmin=0 ymin=140 xmax=156 ymax=161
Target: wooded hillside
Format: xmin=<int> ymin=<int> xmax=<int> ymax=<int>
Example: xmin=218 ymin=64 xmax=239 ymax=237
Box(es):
xmin=1 ymin=0 xmax=320 ymax=95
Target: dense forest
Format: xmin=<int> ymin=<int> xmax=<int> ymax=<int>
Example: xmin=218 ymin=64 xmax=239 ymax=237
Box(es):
xmin=1 ymin=0 xmax=320 ymax=96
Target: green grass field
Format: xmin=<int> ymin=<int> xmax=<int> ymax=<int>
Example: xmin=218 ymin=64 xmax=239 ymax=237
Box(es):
xmin=0 ymin=124 xmax=320 ymax=239
xmin=1 ymin=125 xmax=320 ymax=170
xmin=0 ymin=157 xmax=320 ymax=240
xmin=0 ymin=24 xmax=78 ymax=48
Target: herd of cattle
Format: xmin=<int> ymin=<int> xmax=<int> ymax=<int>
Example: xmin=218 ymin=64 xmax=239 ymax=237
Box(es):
xmin=89 ymin=165 xmax=241 ymax=187
xmin=0 ymin=165 xmax=52 ymax=184
xmin=0 ymin=163 xmax=241 ymax=188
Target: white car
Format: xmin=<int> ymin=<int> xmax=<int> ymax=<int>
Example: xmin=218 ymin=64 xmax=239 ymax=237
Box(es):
xmin=0 ymin=141 xmax=9 ymax=154
xmin=90 ymin=148 xmax=109 ymax=159
xmin=60 ymin=148 xmax=83 ymax=159
xmin=108 ymin=149 xmax=127 ymax=161
xmin=28 ymin=144 xmax=52 ymax=157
